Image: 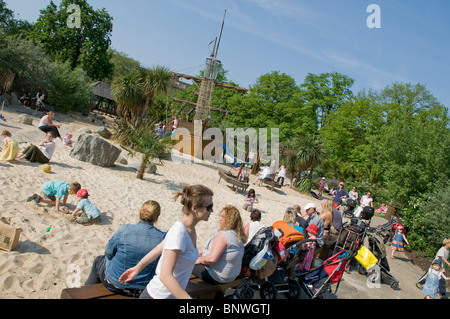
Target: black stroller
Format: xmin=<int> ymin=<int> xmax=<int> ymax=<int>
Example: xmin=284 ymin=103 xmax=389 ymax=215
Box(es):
xmin=333 ymin=216 xmax=372 ymax=272
xmin=357 ymin=232 xmax=400 ymax=290
xmin=341 ymin=198 xmax=358 ymax=218
xmin=257 ymin=221 xmax=317 ymax=299
xmin=234 ymin=226 xmax=279 ymax=299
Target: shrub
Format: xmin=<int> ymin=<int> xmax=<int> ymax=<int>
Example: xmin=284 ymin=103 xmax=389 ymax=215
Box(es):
xmin=401 ymin=180 xmax=450 ymax=257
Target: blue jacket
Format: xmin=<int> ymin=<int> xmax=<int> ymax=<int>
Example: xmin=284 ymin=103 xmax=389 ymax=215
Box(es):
xmin=333 ymin=189 xmax=349 ymax=204
xmin=104 ymin=221 xmax=166 ymax=290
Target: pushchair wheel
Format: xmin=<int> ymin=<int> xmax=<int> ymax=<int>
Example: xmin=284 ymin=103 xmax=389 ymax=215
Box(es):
xmin=235 ymin=286 xmax=254 ymax=299
xmin=260 ymin=281 xmax=278 ymax=299
xmin=358 ymin=264 xmax=366 ymax=275
xmin=287 ymin=279 xmax=301 ymax=299
xmin=390 ymin=281 xmax=399 ymax=290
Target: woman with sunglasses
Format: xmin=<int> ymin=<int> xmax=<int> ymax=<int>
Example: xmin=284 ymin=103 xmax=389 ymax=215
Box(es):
xmin=192 ymin=205 xmax=245 ymax=285
xmin=119 ymin=184 xmax=214 ymax=299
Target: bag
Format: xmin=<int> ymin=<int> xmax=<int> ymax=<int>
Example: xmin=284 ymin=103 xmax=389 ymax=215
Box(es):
xmin=249 ymin=242 xmax=272 ymax=270
xmin=0 ymin=220 xmax=21 ymax=251
xmin=361 ymin=206 xmax=374 ymax=220
xmin=272 ymin=241 xmax=288 ymax=261
xmin=355 ymin=246 xmax=378 ymax=270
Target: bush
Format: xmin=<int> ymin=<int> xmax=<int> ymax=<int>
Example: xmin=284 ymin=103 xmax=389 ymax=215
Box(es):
xmin=401 ymin=180 xmax=450 ymax=257
xmin=47 ymin=62 xmax=93 ymax=112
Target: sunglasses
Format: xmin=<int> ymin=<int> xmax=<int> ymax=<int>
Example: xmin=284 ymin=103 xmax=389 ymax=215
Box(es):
xmin=204 ymin=203 xmax=214 ymax=212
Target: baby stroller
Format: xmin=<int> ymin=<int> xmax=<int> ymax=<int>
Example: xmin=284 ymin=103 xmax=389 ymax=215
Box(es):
xmin=258 ymin=221 xmax=317 ymax=299
xmin=356 ymin=233 xmax=400 ymax=290
xmin=296 ymin=250 xmax=353 ymax=299
xmin=333 ymin=217 xmax=371 ymax=272
xmin=341 ymin=198 xmax=358 ymax=218
xmin=375 ymin=215 xmax=404 ymax=244
xmin=234 ymin=226 xmax=279 ymax=299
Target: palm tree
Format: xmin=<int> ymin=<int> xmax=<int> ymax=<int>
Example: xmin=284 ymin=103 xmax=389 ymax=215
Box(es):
xmin=295 ymin=135 xmax=327 ymax=193
xmin=112 ymin=65 xmax=172 ymax=128
xmin=280 ymin=137 xmax=301 ymax=188
xmin=120 ymin=121 xmax=172 ymax=179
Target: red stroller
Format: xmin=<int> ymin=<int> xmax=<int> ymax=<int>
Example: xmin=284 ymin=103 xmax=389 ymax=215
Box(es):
xmin=295 ymin=250 xmax=353 ymax=299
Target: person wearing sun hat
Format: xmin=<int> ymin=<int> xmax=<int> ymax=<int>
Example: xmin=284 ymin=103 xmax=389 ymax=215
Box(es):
xmin=332 ymin=181 xmax=349 ymax=208
xmin=71 ymin=189 xmax=102 ymax=225
xmin=301 ymin=203 xmax=324 ymax=247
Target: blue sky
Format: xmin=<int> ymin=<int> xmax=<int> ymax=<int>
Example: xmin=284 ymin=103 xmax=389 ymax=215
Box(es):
xmin=6 ymin=0 xmax=450 ymax=107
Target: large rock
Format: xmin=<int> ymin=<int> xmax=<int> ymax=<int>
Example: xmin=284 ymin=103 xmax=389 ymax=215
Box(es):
xmin=92 ymin=126 xmax=112 ymax=139
xmin=18 ymin=114 xmax=33 ymax=125
xmin=70 ymin=133 xmax=121 ymax=167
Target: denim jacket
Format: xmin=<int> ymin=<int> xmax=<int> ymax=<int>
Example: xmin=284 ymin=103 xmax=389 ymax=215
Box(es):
xmin=104 ymin=221 xmax=166 ymax=290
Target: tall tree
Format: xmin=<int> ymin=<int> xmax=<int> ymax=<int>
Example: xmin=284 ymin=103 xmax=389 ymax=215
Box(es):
xmin=364 ymin=83 xmax=449 ymax=207
xmin=112 ymin=66 xmax=172 ymax=128
xmin=29 ymin=0 xmax=113 ymax=80
xmin=300 ymin=72 xmax=355 ymax=128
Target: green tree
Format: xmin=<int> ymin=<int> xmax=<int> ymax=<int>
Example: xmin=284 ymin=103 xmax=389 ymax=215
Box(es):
xmin=364 ymin=83 xmax=449 ymax=207
xmin=300 ymin=72 xmax=355 ymax=128
xmin=0 ymin=0 xmax=32 ymax=36
xmin=112 ymin=65 xmax=172 ymax=128
xmin=29 ymin=0 xmax=113 ymax=80
xmin=294 ymin=135 xmax=327 ymax=193
xmin=47 ymin=61 xmax=93 ymax=112
xmin=119 ymin=120 xmax=172 ymax=180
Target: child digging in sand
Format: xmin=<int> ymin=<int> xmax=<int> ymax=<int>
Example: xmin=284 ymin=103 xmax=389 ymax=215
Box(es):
xmin=28 ymin=181 xmax=81 ymax=215
xmin=71 ymin=189 xmax=101 ymax=225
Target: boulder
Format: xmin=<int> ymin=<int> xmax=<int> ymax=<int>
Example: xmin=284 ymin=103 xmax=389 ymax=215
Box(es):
xmin=18 ymin=114 xmax=33 ymax=125
xmin=146 ymin=164 xmax=157 ymax=174
xmin=116 ymin=156 xmax=128 ymax=165
xmin=70 ymin=133 xmax=121 ymax=167
xmin=78 ymin=127 xmax=92 ymax=134
xmin=92 ymin=126 xmax=112 ymax=139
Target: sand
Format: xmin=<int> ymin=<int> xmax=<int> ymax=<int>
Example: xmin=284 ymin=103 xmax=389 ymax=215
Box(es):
xmin=0 ymin=102 xmax=429 ymax=300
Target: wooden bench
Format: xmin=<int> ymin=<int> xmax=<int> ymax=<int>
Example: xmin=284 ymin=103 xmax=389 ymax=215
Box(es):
xmin=218 ymin=171 xmax=249 ymax=193
xmin=262 ymin=179 xmax=282 ymax=191
xmin=60 ymin=276 xmax=241 ymax=299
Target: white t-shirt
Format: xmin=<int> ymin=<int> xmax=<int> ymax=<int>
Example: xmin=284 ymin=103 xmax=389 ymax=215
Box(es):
xmin=38 ymin=115 xmax=49 ymax=128
xmin=40 ymin=141 xmax=55 ymax=159
xmin=278 ymin=167 xmax=286 ymax=178
xmin=246 ymin=221 xmax=265 ymax=244
xmin=146 ymin=221 xmax=198 ymax=299
xmin=436 ymin=246 xmax=449 ymax=261
xmin=361 ymin=195 xmax=373 ymax=207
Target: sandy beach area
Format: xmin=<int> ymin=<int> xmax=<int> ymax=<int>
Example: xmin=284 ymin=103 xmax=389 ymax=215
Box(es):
xmin=0 ymin=102 xmax=428 ymax=299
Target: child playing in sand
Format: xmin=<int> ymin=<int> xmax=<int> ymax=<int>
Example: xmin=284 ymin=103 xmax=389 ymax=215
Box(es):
xmin=421 ymin=259 xmax=450 ymax=299
xmin=62 ymin=132 xmax=73 ymax=147
xmin=1 ymin=130 xmax=19 ymax=161
xmin=71 ymin=189 xmax=101 ymax=225
xmin=28 ymin=181 xmax=81 ymax=215
xmin=390 ymin=225 xmax=409 ymax=259
xmin=242 ymin=188 xmax=259 ymax=212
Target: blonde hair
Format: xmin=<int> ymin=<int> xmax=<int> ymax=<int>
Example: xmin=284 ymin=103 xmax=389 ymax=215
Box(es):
xmin=2 ymin=130 xmax=11 ymax=137
xmin=68 ymin=182 xmax=81 ymax=194
xmin=173 ymin=185 xmax=214 ymax=215
xmin=443 ymin=238 xmax=450 ymax=246
xmin=283 ymin=207 xmax=297 ymax=225
xmin=139 ymin=200 xmax=161 ymax=223
xmin=220 ymin=205 xmax=246 ymax=243
xmin=320 ymin=199 xmax=334 ymax=225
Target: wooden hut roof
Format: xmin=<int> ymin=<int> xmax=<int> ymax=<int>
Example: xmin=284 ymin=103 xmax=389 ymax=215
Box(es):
xmin=91 ymin=81 xmax=116 ymax=101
